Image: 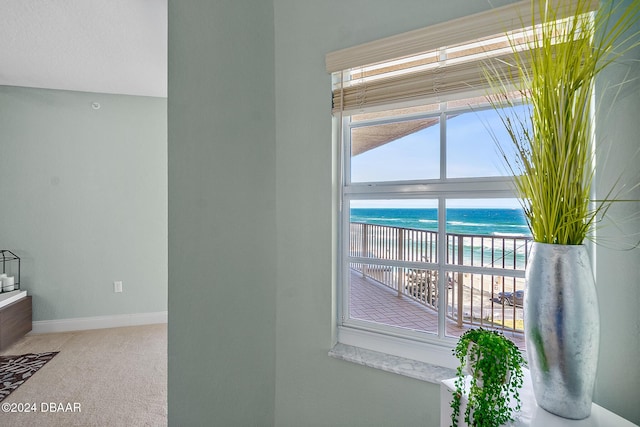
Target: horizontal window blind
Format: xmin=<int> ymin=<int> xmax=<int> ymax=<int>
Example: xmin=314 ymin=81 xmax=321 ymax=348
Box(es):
xmin=327 ymin=0 xmax=598 ymax=115
xmin=331 ymin=49 xmax=530 ymax=114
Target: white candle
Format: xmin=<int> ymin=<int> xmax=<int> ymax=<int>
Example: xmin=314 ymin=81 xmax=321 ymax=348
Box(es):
xmin=1 ymin=276 xmax=14 ymax=292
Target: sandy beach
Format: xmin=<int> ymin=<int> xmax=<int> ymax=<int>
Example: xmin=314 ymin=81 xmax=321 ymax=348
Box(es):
xmin=447 ymin=272 xmax=525 ymax=330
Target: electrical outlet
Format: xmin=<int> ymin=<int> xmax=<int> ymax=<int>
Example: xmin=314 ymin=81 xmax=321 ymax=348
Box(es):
xmin=114 ymin=281 xmax=123 ymax=293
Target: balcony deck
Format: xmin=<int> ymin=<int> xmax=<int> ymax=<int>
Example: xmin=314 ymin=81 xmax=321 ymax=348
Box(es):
xmin=349 ymin=269 xmax=525 ymax=349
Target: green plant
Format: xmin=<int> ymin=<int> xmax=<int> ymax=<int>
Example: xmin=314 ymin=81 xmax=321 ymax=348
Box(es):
xmin=450 ymin=328 xmax=525 ymax=427
xmin=485 ymin=0 xmax=640 ymax=245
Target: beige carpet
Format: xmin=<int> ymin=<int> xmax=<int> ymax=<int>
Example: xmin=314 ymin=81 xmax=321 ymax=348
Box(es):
xmin=0 ymin=323 xmax=167 ymax=426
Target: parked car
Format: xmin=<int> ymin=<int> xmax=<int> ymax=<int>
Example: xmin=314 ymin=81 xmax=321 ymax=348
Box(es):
xmin=496 ymin=290 xmax=524 ymax=307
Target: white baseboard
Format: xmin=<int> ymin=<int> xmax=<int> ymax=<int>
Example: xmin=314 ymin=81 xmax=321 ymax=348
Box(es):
xmin=31 ymin=311 xmax=168 ymax=334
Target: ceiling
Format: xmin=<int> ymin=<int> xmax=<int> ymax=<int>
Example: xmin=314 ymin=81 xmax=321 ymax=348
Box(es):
xmin=0 ymin=0 xmax=167 ymax=98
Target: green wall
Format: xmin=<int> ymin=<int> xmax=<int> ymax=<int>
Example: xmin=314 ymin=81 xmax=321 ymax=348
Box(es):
xmin=0 ymin=86 xmax=167 ymax=321
xmin=167 ymin=0 xmax=277 ymax=425
xmin=594 ymin=1 xmax=640 ymax=422
xmin=168 ymin=0 xmax=639 ymax=425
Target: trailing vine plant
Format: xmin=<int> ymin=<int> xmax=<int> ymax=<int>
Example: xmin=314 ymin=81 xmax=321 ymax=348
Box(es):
xmin=450 ymin=328 xmax=525 ymax=427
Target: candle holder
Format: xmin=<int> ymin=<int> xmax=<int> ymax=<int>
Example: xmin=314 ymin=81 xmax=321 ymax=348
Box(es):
xmin=0 ymin=250 xmax=21 ymax=293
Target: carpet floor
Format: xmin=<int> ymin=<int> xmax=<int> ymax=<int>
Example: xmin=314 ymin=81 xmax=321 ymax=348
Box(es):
xmin=0 ymin=324 xmax=166 ymax=426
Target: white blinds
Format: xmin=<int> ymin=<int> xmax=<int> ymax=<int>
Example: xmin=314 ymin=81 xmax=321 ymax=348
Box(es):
xmin=326 ymin=0 xmax=598 ymax=115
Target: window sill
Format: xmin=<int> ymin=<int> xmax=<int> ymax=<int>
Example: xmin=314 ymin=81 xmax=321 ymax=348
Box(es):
xmin=329 ymin=342 xmax=456 ymax=384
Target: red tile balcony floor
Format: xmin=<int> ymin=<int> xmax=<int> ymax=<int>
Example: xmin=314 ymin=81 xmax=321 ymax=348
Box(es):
xmin=348 ymin=269 xmax=525 ymax=349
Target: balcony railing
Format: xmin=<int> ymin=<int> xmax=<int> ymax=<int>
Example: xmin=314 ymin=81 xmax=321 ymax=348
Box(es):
xmin=349 ymin=222 xmax=531 ymax=337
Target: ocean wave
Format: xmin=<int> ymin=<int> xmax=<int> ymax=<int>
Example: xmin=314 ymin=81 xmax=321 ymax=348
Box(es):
xmin=448 ymin=220 xmax=495 ymax=227
xmin=448 ymin=220 xmax=529 ymax=229
xmin=351 ymin=208 xmax=531 ymax=237
xmin=354 ymin=217 xmax=402 ymax=222
xmin=491 ymin=232 xmax=531 ymax=238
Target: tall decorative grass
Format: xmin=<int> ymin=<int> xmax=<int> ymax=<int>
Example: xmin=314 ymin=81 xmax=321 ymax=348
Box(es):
xmin=485 ymin=0 xmax=640 ymax=245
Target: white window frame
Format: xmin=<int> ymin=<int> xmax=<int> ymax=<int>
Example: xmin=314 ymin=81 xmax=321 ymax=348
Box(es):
xmin=337 ymin=102 xmax=521 ymax=370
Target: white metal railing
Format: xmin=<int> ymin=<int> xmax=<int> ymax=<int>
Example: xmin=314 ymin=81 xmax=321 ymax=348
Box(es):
xmin=349 ymin=222 xmax=531 ymax=335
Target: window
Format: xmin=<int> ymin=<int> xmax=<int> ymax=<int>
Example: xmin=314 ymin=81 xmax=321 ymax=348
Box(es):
xmin=341 ymin=101 xmax=531 ymax=367
xmin=327 ymin=0 xmax=595 ymax=370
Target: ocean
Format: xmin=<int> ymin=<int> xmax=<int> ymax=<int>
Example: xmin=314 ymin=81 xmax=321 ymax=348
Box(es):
xmin=350 ymin=208 xmax=531 ymax=238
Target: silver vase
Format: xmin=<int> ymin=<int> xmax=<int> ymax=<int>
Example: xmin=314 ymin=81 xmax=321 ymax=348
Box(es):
xmin=525 ymin=243 xmax=599 ymax=419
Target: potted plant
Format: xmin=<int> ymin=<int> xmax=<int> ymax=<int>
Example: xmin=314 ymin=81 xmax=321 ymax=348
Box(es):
xmin=483 ymin=0 xmax=640 ymax=419
xmin=450 ymin=328 xmax=525 ymax=427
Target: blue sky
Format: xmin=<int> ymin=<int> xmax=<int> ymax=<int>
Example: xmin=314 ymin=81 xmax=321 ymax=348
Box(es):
xmin=350 ymin=105 xmax=528 ymax=209
xmin=350 ymin=199 xmax=522 ymax=209
xmin=350 ymin=107 xmax=522 ymax=182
